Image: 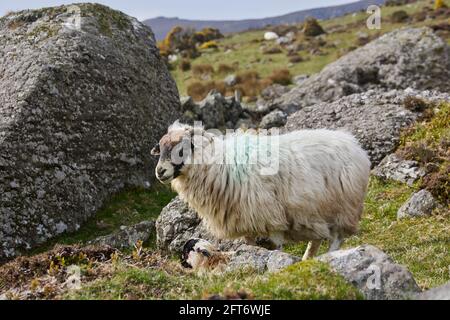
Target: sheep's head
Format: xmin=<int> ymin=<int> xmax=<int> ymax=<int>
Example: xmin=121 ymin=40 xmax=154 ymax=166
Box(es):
xmin=151 ymin=121 xmax=216 ymax=184
xmin=181 ymin=238 xmax=227 ymax=271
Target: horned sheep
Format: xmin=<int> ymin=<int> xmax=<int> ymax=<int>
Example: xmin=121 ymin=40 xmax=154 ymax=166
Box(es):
xmin=151 ymin=121 xmax=371 ymax=260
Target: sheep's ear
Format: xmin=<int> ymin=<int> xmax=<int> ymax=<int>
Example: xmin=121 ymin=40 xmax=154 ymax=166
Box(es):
xmin=151 ymin=143 xmax=160 ymax=156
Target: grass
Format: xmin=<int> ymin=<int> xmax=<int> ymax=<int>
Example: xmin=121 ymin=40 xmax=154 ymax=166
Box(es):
xmin=29 ymin=184 xmax=176 ymax=254
xmin=65 ymin=259 xmax=362 ymax=300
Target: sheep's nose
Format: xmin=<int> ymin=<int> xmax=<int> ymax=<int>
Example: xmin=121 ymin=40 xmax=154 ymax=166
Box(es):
xmin=157 ymin=167 xmax=167 ymax=177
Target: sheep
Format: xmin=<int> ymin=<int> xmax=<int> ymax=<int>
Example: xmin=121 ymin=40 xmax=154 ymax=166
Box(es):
xmin=151 ymin=121 xmax=371 ymax=260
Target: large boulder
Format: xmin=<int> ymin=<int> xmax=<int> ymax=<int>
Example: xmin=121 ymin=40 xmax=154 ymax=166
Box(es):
xmin=275 ymin=28 xmax=450 ymax=112
xmin=317 ymin=245 xmax=421 ymax=300
xmin=285 ymin=89 xmax=450 ymax=165
xmin=0 ymin=4 xmax=181 ymax=261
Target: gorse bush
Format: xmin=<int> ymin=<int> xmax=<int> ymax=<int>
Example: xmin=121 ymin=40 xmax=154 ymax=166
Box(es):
xmin=199 ymin=40 xmax=219 ymax=50
xmin=192 ymin=64 xmax=215 ymax=77
xmin=217 ymin=63 xmax=235 ymax=74
xmin=302 ymin=17 xmax=326 ymax=37
xmin=390 ymin=10 xmax=409 ymax=23
xmin=268 ymin=68 xmax=292 ymax=86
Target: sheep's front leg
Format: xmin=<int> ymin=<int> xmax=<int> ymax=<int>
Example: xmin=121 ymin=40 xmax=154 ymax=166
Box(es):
xmin=302 ymin=240 xmax=322 ymax=261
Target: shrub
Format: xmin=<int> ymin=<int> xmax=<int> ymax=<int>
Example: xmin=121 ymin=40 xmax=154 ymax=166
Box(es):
xmin=192 ymin=64 xmax=215 ymax=77
xmin=403 ymin=96 xmax=429 ymax=112
xmin=434 ymin=0 xmax=445 ymax=10
xmin=179 ymin=59 xmax=191 ymax=71
xmin=193 ymin=27 xmax=224 ymax=43
xmin=187 ymin=81 xmax=226 ymax=101
xmin=302 ymin=18 xmax=325 ymax=37
xmin=289 ymin=55 xmax=303 ymax=64
xmin=236 ymin=70 xmax=260 ymax=84
xmin=422 ymin=164 xmax=449 ymax=204
xmin=217 ymin=63 xmax=235 ymax=74
xmin=268 ymin=69 xmax=292 ymax=86
xmin=234 ymin=71 xmax=272 ymax=99
xmin=390 ymin=10 xmax=409 ymax=23
xmin=199 ymin=40 xmax=218 ymax=50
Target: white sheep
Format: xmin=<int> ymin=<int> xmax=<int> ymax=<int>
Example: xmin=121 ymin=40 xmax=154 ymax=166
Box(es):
xmin=151 ymin=121 xmax=371 ymax=260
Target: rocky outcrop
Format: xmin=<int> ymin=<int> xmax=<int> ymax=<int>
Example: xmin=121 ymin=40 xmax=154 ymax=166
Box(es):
xmin=373 ymin=154 xmax=426 ymax=186
xmin=88 ymin=221 xmax=155 ymax=250
xmin=317 ymin=245 xmax=421 ymax=300
xmin=156 ymin=196 xmax=244 ymax=254
xmin=0 ymin=4 xmax=181 ymax=261
xmin=275 ymin=28 xmax=450 ymax=113
xmin=285 ymin=89 xmax=450 ymax=165
xmin=180 ymin=91 xmax=248 ymax=130
xmin=397 ymin=190 xmax=440 ymax=219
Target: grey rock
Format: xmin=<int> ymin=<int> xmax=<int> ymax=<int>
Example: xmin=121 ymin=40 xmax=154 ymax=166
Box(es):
xmin=285 ymin=89 xmax=450 ymax=165
xmin=261 ymin=84 xmax=290 ymax=101
xmin=156 ymin=196 xmax=244 ymax=254
xmin=317 ymin=245 xmax=421 ymax=300
xmin=276 ymin=36 xmax=291 ymax=45
xmin=226 ymin=245 xmax=300 ymax=273
xmin=260 ymin=110 xmax=288 ymax=129
xmin=293 ymin=74 xmax=309 ymax=86
xmin=181 ymin=91 xmax=245 ymax=129
xmin=397 ymin=190 xmax=440 ymax=219
xmin=373 ymin=154 xmax=426 ymax=186
xmin=234 ymin=118 xmax=257 ymax=130
xmin=0 ymin=4 xmax=181 ymax=262
xmin=416 ymin=281 xmax=450 ymax=300
xmin=89 ymin=220 xmax=155 ymax=250
xmin=224 ymin=74 xmax=237 ymax=87
xmin=275 ymin=28 xmax=450 ymax=112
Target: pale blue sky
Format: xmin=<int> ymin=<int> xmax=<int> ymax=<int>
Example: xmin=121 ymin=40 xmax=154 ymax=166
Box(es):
xmin=1 ymin=0 xmax=356 ymax=21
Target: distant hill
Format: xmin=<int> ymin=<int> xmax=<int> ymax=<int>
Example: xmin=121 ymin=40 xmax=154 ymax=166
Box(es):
xmin=144 ymin=0 xmax=385 ymax=40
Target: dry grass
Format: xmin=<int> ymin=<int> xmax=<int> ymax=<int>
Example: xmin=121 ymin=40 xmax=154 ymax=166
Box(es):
xmin=268 ymin=68 xmax=292 ymax=85
xmin=192 ymin=64 xmax=215 ymax=78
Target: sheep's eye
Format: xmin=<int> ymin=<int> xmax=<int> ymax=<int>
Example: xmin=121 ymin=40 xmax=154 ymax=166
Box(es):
xmin=151 ymin=143 xmax=160 ymax=156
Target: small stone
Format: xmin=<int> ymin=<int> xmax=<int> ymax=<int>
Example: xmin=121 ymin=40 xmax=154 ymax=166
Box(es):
xmin=260 ymin=110 xmax=287 ymax=129
xmin=224 ymin=74 xmax=237 ymax=86
xmin=397 ymin=190 xmax=440 ymax=219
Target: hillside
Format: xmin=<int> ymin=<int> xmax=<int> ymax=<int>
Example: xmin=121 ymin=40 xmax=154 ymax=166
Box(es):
xmin=144 ymin=0 xmax=385 ymax=40
xmin=168 ymin=0 xmax=450 ymax=99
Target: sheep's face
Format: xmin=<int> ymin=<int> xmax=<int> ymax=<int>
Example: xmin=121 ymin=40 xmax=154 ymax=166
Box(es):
xmin=181 ymin=239 xmax=216 ymax=269
xmin=151 ymin=129 xmax=192 ymax=184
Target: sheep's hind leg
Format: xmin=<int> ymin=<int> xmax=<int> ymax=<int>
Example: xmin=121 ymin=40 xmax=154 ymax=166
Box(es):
xmin=302 ymin=240 xmax=322 ymax=261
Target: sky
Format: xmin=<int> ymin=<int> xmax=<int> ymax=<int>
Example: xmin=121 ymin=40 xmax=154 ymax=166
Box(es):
xmin=1 ymin=0 xmax=356 ymax=21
